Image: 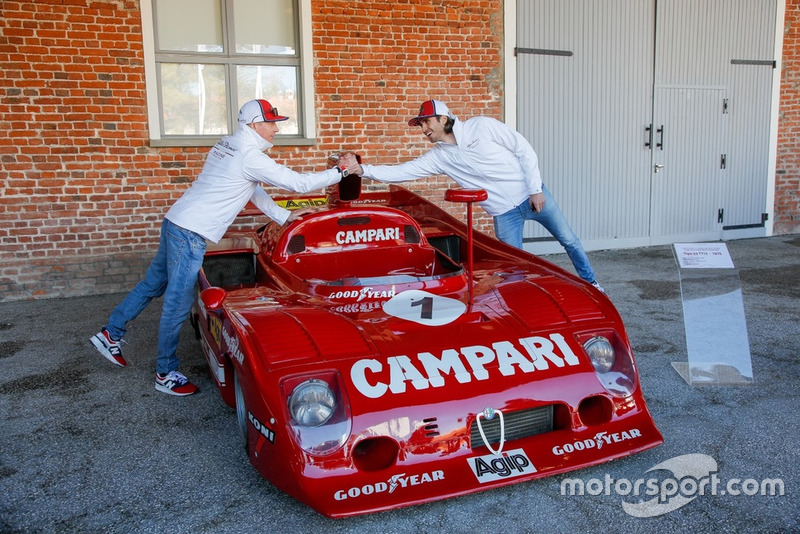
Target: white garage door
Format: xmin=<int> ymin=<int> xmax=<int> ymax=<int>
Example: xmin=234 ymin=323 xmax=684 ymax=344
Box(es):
xmin=516 ymin=0 xmax=778 ymax=251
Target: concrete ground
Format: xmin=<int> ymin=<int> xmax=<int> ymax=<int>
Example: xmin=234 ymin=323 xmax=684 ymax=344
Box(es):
xmin=1 ymin=235 xmax=798 ymax=533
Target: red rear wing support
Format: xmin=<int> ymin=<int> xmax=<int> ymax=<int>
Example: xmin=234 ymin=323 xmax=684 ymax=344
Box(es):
xmin=444 ymin=188 xmax=488 ymax=308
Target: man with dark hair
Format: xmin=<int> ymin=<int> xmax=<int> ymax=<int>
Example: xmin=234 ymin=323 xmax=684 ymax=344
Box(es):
xmin=352 ymin=99 xmax=603 ymax=291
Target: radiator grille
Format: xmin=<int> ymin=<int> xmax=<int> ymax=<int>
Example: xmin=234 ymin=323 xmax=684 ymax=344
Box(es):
xmin=470 ymin=405 xmax=554 ymax=448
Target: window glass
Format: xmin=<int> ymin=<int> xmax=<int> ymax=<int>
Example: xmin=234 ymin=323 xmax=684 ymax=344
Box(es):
xmin=147 ymin=0 xmax=310 ymax=142
xmin=156 ymin=0 xmax=223 ymax=53
xmin=233 ymin=0 xmax=297 ymax=55
xmin=160 ymin=63 xmax=227 ymax=135
xmin=237 ymin=65 xmax=299 ymax=134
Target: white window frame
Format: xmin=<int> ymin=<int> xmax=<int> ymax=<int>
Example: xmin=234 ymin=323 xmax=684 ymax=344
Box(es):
xmin=140 ymin=0 xmax=317 ymax=147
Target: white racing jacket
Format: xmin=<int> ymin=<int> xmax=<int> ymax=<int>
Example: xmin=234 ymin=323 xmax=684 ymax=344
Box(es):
xmin=360 ymin=116 xmax=543 ymax=217
xmin=166 ymin=124 xmax=340 ymax=243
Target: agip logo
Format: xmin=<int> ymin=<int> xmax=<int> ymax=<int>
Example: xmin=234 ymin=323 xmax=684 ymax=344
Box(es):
xmin=468 ymin=448 xmax=537 ymax=483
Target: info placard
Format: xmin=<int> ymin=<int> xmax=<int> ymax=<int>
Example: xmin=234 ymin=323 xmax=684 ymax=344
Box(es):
xmin=672 ymin=242 xmax=753 ymax=386
xmin=673 ymin=243 xmax=735 ymax=269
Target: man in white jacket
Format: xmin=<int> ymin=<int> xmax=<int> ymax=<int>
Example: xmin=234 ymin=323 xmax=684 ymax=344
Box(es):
xmin=355 ymin=99 xmax=602 ymax=291
xmin=91 ymin=99 xmax=360 ymax=395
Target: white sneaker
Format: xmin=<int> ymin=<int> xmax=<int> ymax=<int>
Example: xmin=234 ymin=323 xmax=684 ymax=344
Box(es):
xmin=591 ymin=281 xmax=605 ymax=293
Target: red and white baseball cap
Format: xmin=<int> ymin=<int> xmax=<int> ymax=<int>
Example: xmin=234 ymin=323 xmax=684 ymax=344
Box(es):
xmin=408 ymin=99 xmax=455 ymax=126
xmin=238 ymin=99 xmax=289 ymax=124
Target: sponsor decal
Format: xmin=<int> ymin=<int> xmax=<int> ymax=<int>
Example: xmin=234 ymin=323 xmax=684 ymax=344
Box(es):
xmin=552 ymin=428 xmax=642 ymax=456
xmin=276 ymin=198 xmax=327 ymax=209
xmin=349 ymin=198 xmax=385 ymax=204
xmin=247 ymin=411 xmax=275 ymax=443
xmin=331 ymin=302 xmax=384 ymax=314
xmin=328 ymin=287 xmax=397 ymax=301
xmin=210 ymin=140 xmax=237 ymax=159
xmin=222 ymin=327 xmax=245 ymax=365
xmin=468 ymin=448 xmax=537 ymax=483
xmin=334 ymin=470 xmax=445 ymax=501
xmin=350 ymin=333 xmax=580 ymax=399
xmin=201 ymin=340 xmax=225 ymax=384
xmin=209 ymin=315 xmax=222 ymax=346
xmin=335 ymin=227 xmax=400 ymax=245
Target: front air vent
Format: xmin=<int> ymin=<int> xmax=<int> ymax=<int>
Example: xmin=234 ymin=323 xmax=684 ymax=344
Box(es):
xmin=470 ymin=405 xmax=554 ymax=447
xmin=338 ymin=216 xmax=371 ymax=226
xmin=404 ymin=224 xmax=421 ymax=243
xmin=287 ymin=235 xmax=305 ymax=254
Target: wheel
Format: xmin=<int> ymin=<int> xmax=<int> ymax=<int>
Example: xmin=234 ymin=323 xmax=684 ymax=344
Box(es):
xmin=234 ymin=369 xmax=249 ymax=452
xmin=189 ymin=312 xmax=201 ymax=340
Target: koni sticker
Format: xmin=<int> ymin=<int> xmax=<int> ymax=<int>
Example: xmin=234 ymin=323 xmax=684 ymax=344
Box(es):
xmin=248 ymin=411 xmax=275 ymax=444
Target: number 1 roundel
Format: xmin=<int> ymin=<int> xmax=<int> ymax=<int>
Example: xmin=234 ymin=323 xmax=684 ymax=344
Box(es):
xmin=382 ymin=290 xmax=467 ymax=326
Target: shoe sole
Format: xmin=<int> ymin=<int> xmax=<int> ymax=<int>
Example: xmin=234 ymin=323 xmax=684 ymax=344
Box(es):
xmin=155 ymin=383 xmax=198 ymax=396
xmin=90 ymin=335 xmax=127 ymax=367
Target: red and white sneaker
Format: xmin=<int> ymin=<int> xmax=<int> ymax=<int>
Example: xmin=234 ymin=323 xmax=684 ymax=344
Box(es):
xmin=155 ymin=371 xmax=198 ymax=396
xmin=90 ymin=328 xmax=127 ymax=367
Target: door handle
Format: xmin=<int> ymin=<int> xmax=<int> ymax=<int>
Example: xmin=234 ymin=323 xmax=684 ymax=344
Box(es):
xmin=654 ymin=164 xmax=665 ymax=173
xmin=656 ymin=126 xmax=664 ymax=150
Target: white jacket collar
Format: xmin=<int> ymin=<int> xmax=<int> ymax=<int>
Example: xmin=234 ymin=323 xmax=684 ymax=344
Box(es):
xmin=239 ymin=123 xmax=273 ymax=150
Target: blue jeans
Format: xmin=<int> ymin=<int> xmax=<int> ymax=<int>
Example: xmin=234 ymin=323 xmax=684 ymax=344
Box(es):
xmin=106 ymin=219 xmax=207 ymax=374
xmin=493 ymin=185 xmax=596 ymax=283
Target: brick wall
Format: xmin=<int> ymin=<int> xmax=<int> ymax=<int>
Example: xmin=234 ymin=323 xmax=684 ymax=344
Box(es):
xmin=776 ymin=0 xmax=800 ymax=234
xmin=0 ymin=0 xmax=797 ymax=302
xmin=0 ymin=0 xmax=502 ymax=302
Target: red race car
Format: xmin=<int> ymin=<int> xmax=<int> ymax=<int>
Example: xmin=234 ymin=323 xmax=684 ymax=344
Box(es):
xmin=191 ymin=169 xmax=662 ymax=518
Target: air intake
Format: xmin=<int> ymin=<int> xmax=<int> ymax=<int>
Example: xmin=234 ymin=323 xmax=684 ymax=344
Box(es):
xmin=470 ymin=405 xmax=554 ymax=447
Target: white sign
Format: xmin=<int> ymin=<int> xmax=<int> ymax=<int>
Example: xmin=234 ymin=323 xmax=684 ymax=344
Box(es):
xmin=674 ymin=243 xmax=735 ymax=269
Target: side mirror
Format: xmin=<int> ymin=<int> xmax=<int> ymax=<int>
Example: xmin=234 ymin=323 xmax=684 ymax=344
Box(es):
xmin=201 ymin=286 xmax=227 ymax=310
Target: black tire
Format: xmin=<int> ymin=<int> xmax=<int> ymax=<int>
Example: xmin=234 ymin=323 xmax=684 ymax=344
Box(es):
xmin=189 ymin=312 xmax=201 ymax=340
xmin=234 ymin=369 xmax=249 ymax=453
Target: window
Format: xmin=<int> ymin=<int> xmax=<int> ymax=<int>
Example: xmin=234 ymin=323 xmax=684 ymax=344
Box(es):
xmin=141 ymin=0 xmax=316 ymax=146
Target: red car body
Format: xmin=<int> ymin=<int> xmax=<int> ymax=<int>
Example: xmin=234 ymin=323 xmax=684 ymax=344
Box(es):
xmin=191 ymin=179 xmax=662 ymax=518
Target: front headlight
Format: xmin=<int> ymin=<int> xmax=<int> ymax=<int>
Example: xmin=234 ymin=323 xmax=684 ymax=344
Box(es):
xmin=584 ymin=336 xmax=615 ymax=373
xmin=289 ymin=379 xmax=335 ymax=427
xmin=580 ymin=332 xmax=638 ymax=398
xmin=283 ymin=372 xmax=352 ymax=456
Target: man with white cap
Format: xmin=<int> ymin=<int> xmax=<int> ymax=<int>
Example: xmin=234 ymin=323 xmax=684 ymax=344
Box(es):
xmin=354 ymin=99 xmax=602 ymax=291
xmin=90 ymin=99 xmax=361 ymax=396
